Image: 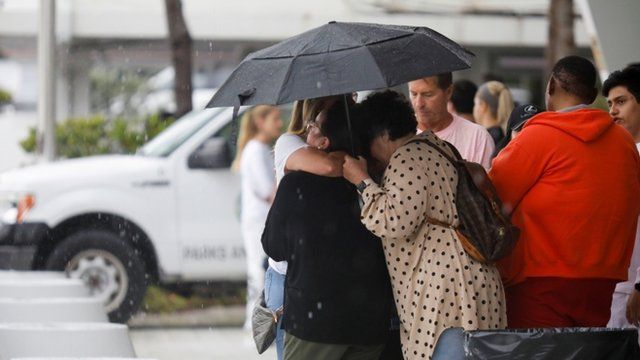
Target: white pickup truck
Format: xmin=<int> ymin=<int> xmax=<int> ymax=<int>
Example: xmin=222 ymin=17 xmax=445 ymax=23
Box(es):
xmin=0 ymin=106 xmax=263 ymax=322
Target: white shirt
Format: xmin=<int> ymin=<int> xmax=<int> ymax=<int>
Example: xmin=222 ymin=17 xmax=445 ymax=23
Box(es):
xmin=431 ymin=114 xmax=495 ymax=170
xmin=614 ymin=142 xmax=640 ymax=294
xmin=608 ymin=143 xmax=640 ymax=328
xmin=274 ymin=133 xmax=307 ymax=184
xmin=240 ymin=140 xmax=275 ymax=225
xmin=268 ymin=133 xmax=307 ymax=274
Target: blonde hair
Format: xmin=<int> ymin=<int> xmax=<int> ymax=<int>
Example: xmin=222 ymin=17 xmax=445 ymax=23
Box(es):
xmin=288 ymin=97 xmax=335 ymax=136
xmin=477 ymin=81 xmax=514 ymax=132
xmin=232 ymin=105 xmax=277 ymax=171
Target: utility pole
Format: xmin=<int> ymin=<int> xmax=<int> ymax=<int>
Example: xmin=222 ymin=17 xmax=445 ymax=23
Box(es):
xmin=37 ymin=0 xmax=56 ymax=161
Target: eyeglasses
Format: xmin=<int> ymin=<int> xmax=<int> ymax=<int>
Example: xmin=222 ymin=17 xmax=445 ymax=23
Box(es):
xmin=306 ymin=121 xmax=320 ymax=132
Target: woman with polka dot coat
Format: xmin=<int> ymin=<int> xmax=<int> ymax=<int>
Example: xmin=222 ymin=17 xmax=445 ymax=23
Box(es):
xmin=344 ymin=91 xmax=507 ymax=360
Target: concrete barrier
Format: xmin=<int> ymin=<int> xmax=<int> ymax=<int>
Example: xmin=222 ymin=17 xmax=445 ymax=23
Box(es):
xmin=0 ymin=278 xmax=89 ymax=298
xmin=0 ymin=270 xmax=66 ymax=279
xmin=11 ymin=358 xmax=157 ymax=360
xmin=0 ymin=323 xmax=136 ymax=360
xmin=0 ymin=298 xmax=107 ymax=322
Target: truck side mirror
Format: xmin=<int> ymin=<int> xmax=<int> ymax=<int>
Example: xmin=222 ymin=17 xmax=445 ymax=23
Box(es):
xmin=188 ymin=137 xmax=232 ymax=169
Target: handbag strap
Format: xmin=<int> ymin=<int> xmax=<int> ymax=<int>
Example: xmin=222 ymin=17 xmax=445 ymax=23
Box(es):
xmin=407 ymin=136 xmax=462 ymax=167
xmin=407 ymin=137 xmax=460 ymax=229
xmin=425 ymin=216 xmax=456 ymax=230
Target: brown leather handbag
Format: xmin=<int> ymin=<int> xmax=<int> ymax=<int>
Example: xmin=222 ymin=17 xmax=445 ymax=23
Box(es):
xmin=409 ymin=138 xmax=520 ymax=264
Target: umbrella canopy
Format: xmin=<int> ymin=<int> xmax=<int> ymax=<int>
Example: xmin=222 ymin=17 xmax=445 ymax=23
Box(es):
xmin=206 ymin=21 xmax=474 ymax=107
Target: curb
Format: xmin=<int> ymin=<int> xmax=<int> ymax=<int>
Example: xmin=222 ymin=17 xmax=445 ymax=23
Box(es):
xmin=128 ymin=305 xmax=245 ymax=328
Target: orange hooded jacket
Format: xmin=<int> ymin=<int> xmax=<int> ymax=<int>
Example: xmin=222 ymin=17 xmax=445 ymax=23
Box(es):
xmin=490 ymin=108 xmax=640 ymax=287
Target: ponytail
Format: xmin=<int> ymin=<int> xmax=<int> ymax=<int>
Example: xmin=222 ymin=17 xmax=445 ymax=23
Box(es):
xmin=496 ymin=86 xmax=514 ymax=132
xmin=477 ymin=81 xmax=514 ymax=132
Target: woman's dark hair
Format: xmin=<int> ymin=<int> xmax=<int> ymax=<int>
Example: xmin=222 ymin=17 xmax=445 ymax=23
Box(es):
xmin=320 ymin=99 xmax=360 ymax=154
xmin=451 ymin=79 xmax=478 ymax=114
xmin=354 ymin=90 xmax=417 ymax=154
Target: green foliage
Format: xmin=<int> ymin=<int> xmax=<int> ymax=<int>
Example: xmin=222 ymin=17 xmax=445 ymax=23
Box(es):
xmin=141 ymin=285 xmax=244 ymax=313
xmin=20 ymin=128 xmax=37 ymax=153
xmin=0 ymin=88 xmax=12 ymax=104
xmin=89 ymin=67 xmax=151 ymax=116
xmin=20 ymin=114 xmax=175 ymax=158
xmin=142 ymin=286 xmax=191 ymax=313
xmin=57 ymin=116 xmax=111 ymax=158
xmin=145 ymin=112 xmax=175 ymax=139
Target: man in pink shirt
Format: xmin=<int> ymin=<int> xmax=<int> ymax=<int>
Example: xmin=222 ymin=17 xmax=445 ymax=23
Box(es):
xmin=409 ymin=73 xmax=495 ymax=169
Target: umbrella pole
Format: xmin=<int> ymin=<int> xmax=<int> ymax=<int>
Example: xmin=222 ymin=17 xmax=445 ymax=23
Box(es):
xmin=343 ymin=94 xmax=356 ymax=157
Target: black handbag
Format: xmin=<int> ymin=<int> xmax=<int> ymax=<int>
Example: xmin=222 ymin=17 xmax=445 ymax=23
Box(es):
xmin=251 ymin=291 xmax=283 ymax=354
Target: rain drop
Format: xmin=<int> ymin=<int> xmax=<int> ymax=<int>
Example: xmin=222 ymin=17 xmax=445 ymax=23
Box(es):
xmin=308 ymin=311 xmax=313 ymax=319
xmin=316 ymin=81 xmax=322 ymax=89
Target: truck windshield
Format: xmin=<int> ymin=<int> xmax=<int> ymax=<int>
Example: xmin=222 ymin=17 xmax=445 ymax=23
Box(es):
xmin=137 ymin=108 xmax=226 ymax=157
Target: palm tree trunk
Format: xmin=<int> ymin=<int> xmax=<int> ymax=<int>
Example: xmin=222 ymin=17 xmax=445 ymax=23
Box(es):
xmin=164 ymin=0 xmax=193 ymax=118
xmin=547 ymin=0 xmax=576 ymax=74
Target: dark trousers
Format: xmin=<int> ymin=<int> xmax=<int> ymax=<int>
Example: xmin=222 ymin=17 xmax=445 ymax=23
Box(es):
xmin=284 ymin=332 xmax=385 ymax=360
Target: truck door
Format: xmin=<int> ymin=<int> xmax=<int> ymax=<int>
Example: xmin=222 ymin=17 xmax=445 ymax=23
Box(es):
xmin=175 ymin=119 xmax=245 ymax=280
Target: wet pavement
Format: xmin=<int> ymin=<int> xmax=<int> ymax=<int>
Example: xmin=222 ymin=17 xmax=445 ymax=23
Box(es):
xmin=130 ymin=327 xmax=276 ymax=360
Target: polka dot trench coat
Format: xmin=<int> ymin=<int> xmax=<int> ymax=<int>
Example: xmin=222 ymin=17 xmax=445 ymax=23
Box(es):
xmin=359 ymin=131 xmax=507 ymax=359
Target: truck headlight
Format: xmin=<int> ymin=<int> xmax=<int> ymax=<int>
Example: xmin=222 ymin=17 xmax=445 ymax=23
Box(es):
xmin=0 ymin=192 xmax=36 ymax=224
xmin=17 ymin=194 xmax=36 ymax=223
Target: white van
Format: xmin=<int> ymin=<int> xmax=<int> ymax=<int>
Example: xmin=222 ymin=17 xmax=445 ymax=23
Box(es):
xmin=0 ymin=106 xmax=275 ymax=322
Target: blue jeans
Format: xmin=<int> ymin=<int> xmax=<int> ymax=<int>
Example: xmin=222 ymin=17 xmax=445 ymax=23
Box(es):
xmin=431 ymin=328 xmax=465 ymax=360
xmin=265 ymin=266 xmax=285 ymax=360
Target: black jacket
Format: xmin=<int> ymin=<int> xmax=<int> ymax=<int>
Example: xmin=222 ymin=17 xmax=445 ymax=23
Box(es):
xmin=262 ymin=171 xmax=391 ymax=345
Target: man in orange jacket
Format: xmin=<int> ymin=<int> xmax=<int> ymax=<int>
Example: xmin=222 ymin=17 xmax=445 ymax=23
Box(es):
xmin=490 ymin=56 xmax=640 ymax=328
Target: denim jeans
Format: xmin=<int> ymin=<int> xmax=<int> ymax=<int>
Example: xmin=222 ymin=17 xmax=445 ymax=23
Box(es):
xmin=431 ymin=328 xmax=465 ymax=360
xmin=265 ymin=266 xmax=286 ymax=360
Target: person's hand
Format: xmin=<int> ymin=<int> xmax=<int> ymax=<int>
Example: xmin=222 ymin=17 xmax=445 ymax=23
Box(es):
xmin=343 ymin=155 xmax=369 ymax=185
xmin=626 ymin=290 xmax=640 ymax=326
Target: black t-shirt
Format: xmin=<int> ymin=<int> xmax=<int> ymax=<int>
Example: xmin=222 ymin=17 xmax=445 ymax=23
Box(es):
xmin=487 ymin=126 xmax=505 ymax=151
xmin=262 ymin=171 xmax=391 ymax=345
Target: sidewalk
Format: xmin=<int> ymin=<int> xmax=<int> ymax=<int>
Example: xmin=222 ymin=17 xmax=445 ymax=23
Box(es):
xmin=129 ymin=305 xmax=278 ymax=359
xmin=130 ymin=327 xmax=276 ymax=360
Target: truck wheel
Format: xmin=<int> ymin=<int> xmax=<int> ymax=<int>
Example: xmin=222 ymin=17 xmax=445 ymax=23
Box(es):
xmin=44 ymin=229 xmax=148 ymax=323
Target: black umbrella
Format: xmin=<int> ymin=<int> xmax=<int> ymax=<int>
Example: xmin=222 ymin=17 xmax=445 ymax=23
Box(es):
xmin=206 ymin=21 xmax=474 ymax=108
xmin=206 ymin=21 xmax=474 ymax=154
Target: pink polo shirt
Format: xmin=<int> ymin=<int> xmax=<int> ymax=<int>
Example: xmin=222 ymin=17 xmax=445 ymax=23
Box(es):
xmin=429 ymin=114 xmax=495 ymax=169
